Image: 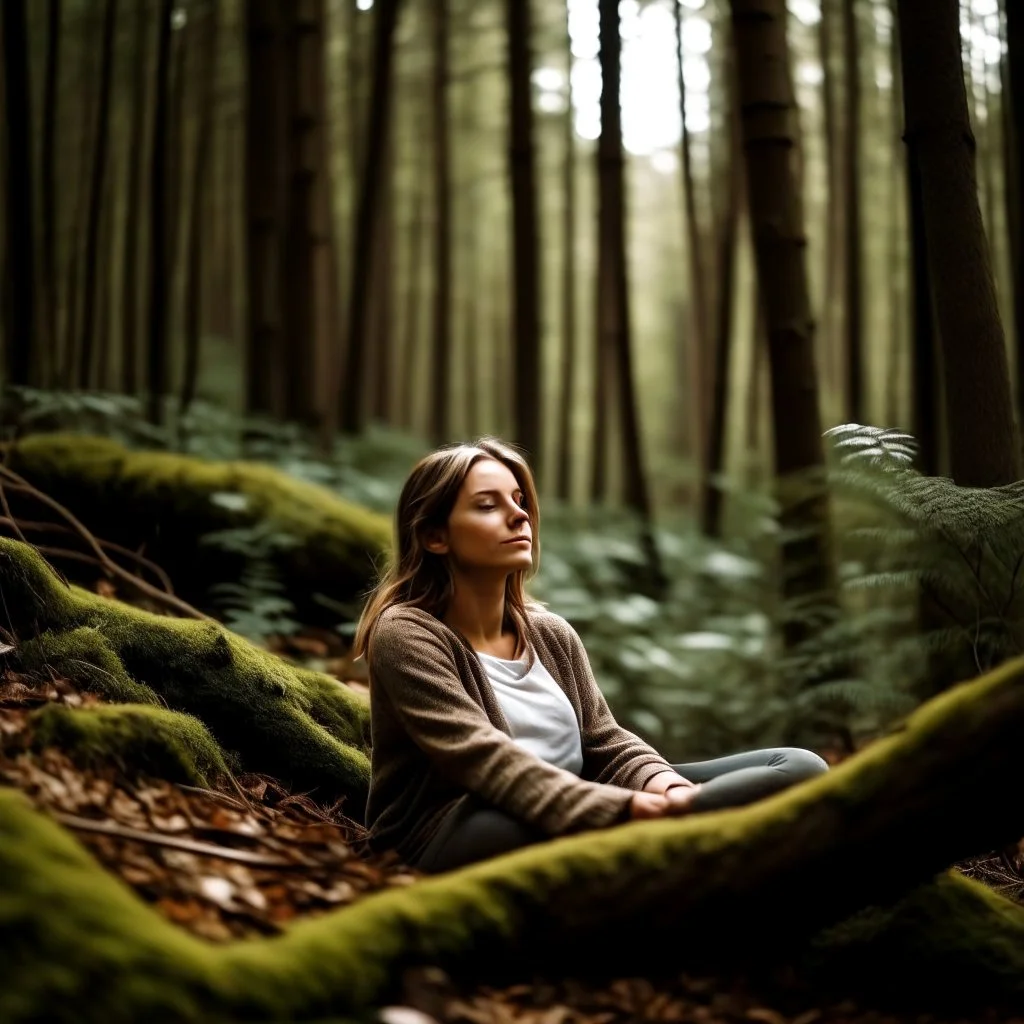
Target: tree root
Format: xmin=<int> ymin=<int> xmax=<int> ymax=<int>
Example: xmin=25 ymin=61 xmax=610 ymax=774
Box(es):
xmin=0 ymin=538 xmax=370 ymax=808
xmin=2 ymin=631 xmax=1024 ymax=1022
xmin=2 ymin=433 xmax=391 ymax=623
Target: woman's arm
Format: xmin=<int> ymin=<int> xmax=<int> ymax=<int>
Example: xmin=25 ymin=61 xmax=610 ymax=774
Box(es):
xmin=369 ymin=611 xmax=635 ymax=835
xmin=557 ymin=617 xmax=676 ymax=790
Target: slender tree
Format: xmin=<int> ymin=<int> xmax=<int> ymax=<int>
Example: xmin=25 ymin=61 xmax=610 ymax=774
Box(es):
xmin=674 ymin=0 xmax=708 ymax=459
xmin=339 ymin=0 xmax=402 ymax=434
xmin=818 ymin=0 xmax=840 ymax=392
xmin=701 ymin=56 xmax=741 ymax=538
xmin=1004 ymin=0 xmax=1024 ymax=420
xmin=1 ymin=0 xmax=36 ymax=386
xmin=897 ymin=0 xmax=1020 ymax=487
xmin=78 ymin=0 xmax=118 ymax=389
xmin=40 ymin=0 xmax=61 ymax=385
xmin=506 ymin=0 xmax=543 ymax=468
xmin=595 ymin=0 xmax=661 ymax=583
xmin=121 ymin=0 xmax=150 ymax=395
xmin=181 ymin=0 xmax=220 ymax=416
xmin=245 ymin=0 xmax=289 ymax=417
xmin=147 ymin=0 xmax=174 ymax=424
xmin=841 ymin=0 xmax=864 ymax=422
xmin=427 ymin=0 xmax=452 ymax=444
xmin=555 ymin=4 xmax=577 ymax=502
xmin=729 ymin=0 xmax=838 ymax=648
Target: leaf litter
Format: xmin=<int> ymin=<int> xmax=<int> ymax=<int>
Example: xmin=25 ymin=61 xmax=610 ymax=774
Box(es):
xmin=1 ymin=614 xmax=1022 ymax=1023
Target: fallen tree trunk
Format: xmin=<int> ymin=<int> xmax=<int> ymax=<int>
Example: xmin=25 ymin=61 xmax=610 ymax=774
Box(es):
xmin=2 ymin=433 xmax=392 ymax=624
xmin=2 ymin=560 xmax=1024 ymax=1022
xmin=0 ymin=539 xmax=370 ymax=810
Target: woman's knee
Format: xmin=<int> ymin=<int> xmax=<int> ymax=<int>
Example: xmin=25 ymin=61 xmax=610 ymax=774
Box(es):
xmin=779 ymin=746 xmax=829 ymax=782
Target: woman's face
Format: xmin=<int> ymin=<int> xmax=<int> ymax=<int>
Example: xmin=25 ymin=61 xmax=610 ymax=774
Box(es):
xmin=428 ymin=458 xmax=533 ymax=574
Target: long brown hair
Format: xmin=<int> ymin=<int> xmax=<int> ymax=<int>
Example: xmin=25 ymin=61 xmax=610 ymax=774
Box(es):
xmin=352 ymin=437 xmax=542 ymax=658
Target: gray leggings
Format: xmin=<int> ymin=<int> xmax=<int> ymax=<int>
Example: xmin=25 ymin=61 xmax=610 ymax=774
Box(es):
xmin=414 ymin=747 xmax=829 ymax=875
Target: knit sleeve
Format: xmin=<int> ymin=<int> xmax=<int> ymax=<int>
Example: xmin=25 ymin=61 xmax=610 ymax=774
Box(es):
xmin=556 ymin=616 xmax=676 ymax=790
xmin=368 ymin=609 xmax=635 ymax=835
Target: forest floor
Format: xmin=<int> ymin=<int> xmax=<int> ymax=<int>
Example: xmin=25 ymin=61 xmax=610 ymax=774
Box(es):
xmin=3 ymin=574 xmax=1023 ymax=1024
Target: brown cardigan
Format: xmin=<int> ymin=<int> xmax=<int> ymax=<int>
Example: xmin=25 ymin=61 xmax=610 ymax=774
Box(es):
xmin=365 ymin=602 xmax=674 ymax=863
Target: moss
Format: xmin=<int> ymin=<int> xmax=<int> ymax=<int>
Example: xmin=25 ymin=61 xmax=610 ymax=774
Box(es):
xmin=0 ymin=539 xmax=370 ymax=811
xmin=5 ymin=432 xmax=392 ymax=622
xmin=3 ymin=643 xmax=1024 ymax=1021
xmin=28 ymin=703 xmax=233 ymax=787
xmin=13 ymin=627 xmax=161 ymax=705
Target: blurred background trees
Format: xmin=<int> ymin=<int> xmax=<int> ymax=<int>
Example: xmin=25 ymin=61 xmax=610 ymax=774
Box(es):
xmin=1 ymin=0 xmax=1022 ymax=757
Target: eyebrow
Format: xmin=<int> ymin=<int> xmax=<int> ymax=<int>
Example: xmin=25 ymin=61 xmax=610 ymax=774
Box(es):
xmin=471 ymin=488 xmax=523 ymax=498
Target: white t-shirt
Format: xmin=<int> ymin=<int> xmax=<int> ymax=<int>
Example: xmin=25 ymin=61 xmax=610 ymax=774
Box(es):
xmin=475 ymin=648 xmax=585 ymax=776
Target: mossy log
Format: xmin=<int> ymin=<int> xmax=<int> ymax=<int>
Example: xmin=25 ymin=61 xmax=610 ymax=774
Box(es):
xmin=3 ymin=541 xmax=1024 ymax=1022
xmin=26 ymin=703 xmax=232 ymax=787
xmin=4 ymin=432 xmax=392 ymax=622
xmin=0 ymin=539 xmax=370 ymax=810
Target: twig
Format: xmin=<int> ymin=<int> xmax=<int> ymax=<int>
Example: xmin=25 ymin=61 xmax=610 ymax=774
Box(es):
xmin=51 ymin=811 xmax=298 ymax=868
xmin=0 ymin=517 xmax=175 ymax=594
xmin=0 ymin=465 xmax=211 ymax=622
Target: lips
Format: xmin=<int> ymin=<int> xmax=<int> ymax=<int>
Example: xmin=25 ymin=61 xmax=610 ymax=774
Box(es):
xmin=502 ymin=537 xmax=531 ymax=545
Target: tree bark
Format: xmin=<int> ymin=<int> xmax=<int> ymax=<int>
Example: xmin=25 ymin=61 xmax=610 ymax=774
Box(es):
xmin=428 ymin=0 xmax=453 ymax=445
xmin=1004 ymin=0 xmax=1024 ymax=427
xmin=896 ymin=0 xmax=1020 ymax=488
xmin=818 ymin=0 xmax=840 ymax=398
xmin=39 ymin=0 xmax=61 ymax=387
xmin=674 ymin=0 xmax=708 ymax=469
xmin=729 ymin=0 xmax=838 ymax=646
xmin=1 ymin=0 xmax=37 ymax=387
xmin=339 ymin=0 xmax=401 ymax=435
xmin=555 ymin=6 xmax=577 ymax=503
xmin=244 ymin=0 xmax=289 ymax=418
xmin=121 ymin=0 xmax=150 ymax=396
xmin=147 ymin=0 xmax=174 ymax=425
xmin=181 ymin=0 xmax=221 ymax=416
xmin=841 ymin=0 xmax=864 ymax=422
xmin=506 ymin=0 xmax=543 ymax=469
xmin=700 ymin=61 xmax=741 ymax=539
xmin=78 ymin=0 xmax=118 ymax=391
xmin=282 ymin=0 xmax=339 ymax=432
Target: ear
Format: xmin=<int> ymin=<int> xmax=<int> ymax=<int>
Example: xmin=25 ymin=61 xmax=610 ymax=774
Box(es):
xmin=422 ymin=526 xmax=450 ymax=556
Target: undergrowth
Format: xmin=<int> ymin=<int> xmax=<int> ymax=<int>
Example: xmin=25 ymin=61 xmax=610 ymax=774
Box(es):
xmin=2 ymin=388 xmax=1017 ymax=760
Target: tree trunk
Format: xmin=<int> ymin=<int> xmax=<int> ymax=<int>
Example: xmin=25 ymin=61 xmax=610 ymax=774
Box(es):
xmin=78 ymin=0 xmax=118 ymax=391
xmin=2 ymin=0 xmax=37 ymax=387
xmin=818 ymin=0 xmax=840 ymax=398
xmin=244 ymin=0 xmax=289 ymax=418
xmin=897 ymin=0 xmax=1020 ymax=488
xmin=596 ymin=0 xmax=661 ymax=584
xmin=146 ymin=0 xmax=174 ymax=425
xmin=506 ymin=0 xmax=543 ymax=468
xmin=369 ymin=142 xmax=395 ymax=425
xmin=674 ymin=0 xmax=708 ymax=469
xmin=282 ymin=0 xmax=338 ymax=432
xmin=555 ymin=6 xmax=577 ymax=503
xmin=121 ymin=0 xmax=149 ymax=396
xmin=841 ymin=0 xmax=864 ymax=422
xmin=339 ymin=0 xmax=401 ymax=435
xmin=181 ymin=0 xmax=220 ymax=416
xmin=1004 ymin=0 xmax=1024 ymax=427
xmin=428 ymin=0 xmax=452 ymax=445
xmin=729 ymin=0 xmax=838 ymax=648
xmin=700 ymin=61 xmax=741 ymax=539
xmin=39 ymin=0 xmax=61 ymax=388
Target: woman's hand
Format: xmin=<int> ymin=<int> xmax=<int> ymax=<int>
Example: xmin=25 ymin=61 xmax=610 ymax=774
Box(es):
xmin=630 ymin=784 xmax=702 ymax=820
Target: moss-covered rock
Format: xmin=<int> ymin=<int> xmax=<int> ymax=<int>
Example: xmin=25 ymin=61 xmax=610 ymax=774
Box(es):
xmin=28 ymin=703 xmax=233 ymax=787
xmin=0 ymin=538 xmax=370 ymax=810
xmin=4 ymin=432 xmax=392 ymax=623
xmin=2 ymin=616 xmax=1024 ymax=1022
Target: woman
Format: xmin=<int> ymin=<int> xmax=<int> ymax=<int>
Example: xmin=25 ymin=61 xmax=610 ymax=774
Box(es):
xmin=354 ymin=438 xmax=827 ymax=874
